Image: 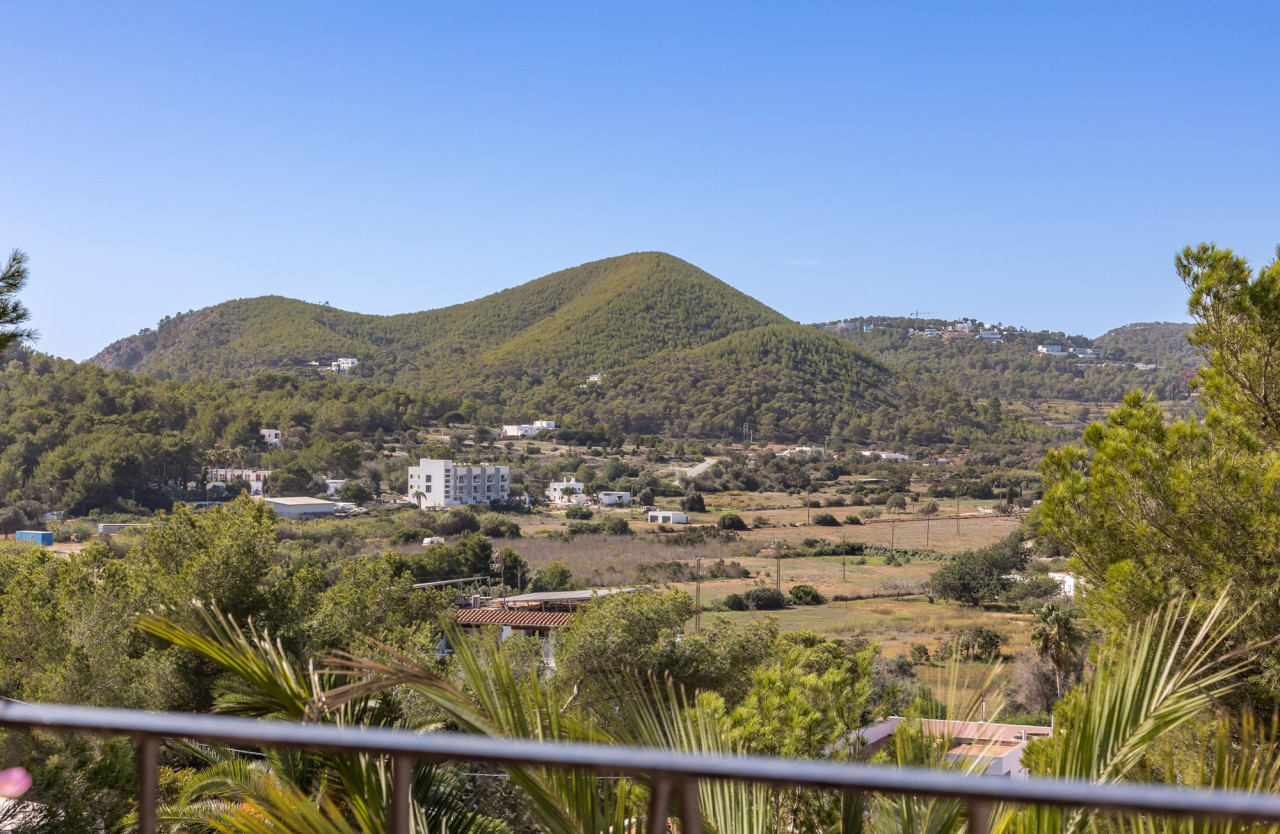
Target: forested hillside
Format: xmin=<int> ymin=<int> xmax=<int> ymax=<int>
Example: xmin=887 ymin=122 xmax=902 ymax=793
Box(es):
xmin=820 ymin=316 xmax=1198 ymax=403
xmin=90 ymin=252 xmax=791 ymax=387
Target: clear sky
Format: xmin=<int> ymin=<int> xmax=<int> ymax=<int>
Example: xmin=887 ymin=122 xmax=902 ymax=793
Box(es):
xmin=5 ymin=2 xmax=1280 ymax=360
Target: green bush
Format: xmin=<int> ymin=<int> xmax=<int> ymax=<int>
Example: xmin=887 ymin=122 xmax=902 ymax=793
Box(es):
xmin=477 ymin=512 xmax=522 ymax=538
xmin=718 ymin=512 xmax=747 ymax=531
xmin=812 ymin=512 xmax=840 ymax=526
xmin=789 ymin=584 xmax=827 ymax=605
xmin=743 ymin=587 xmax=786 ymax=610
xmin=722 ymin=593 xmax=747 ymax=611
xmin=844 ymin=514 xmax=863 ymax=525
xmin=564 ymin=505 xmax=593 ymax=520
xmin=910 ymin=643 xmax=931 ymax=664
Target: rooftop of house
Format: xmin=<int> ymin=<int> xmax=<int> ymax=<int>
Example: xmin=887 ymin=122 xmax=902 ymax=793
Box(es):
xmin=263 ymin=496 xmax=338 ymax=506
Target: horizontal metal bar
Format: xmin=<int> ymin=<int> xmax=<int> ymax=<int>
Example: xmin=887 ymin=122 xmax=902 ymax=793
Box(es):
xmin=3 ymin=700 xmax=1280 ymax=823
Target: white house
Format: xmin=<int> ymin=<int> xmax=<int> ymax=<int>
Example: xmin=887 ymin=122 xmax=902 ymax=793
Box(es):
xmin=206 ymin=467 xmax=273 ymax=496
xmin=648 ymin=510 xmax=689 ymax=524
xmin=1037 ymin=345 xmax=1067 ymax=356
xmin=501 ymin=420 xmax=556 ymax=437
xmin=977 ymin=330 xmax=1004 ymax=343
xmin=331 ymin=357 xmax=358 ymax=375
xmin=855 ymin=717 xmax=1050 ymax=779
xmin=1070 ymin=347 xmax=1103 ymax=358
xmin=260 ymin=428 xmax=282 ymax=448
xmin=548 ymin=478 xmax=585 ymax=504
xmin=779 ymin=445 xmax=826 ymax=459
xmin=860 ymin=451 xmax=910 ymax=462
xmin=324 ymin=478 xmax=347 ymax=496
xmin=597 ymin=491 xmax=631 ymax=506
xmin=1048 ymin=571 xmax=1081 ymax=598
xmin=407 ymin=459 xmax=510 ymax=508
xmin=263 ymin=496 xmax=339 ymax=520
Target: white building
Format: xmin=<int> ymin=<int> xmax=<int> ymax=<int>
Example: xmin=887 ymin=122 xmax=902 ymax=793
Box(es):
xmin=977 ymin=330 xmax=1004 ymax=343
xmin=407 ymin=459 xmax=510 ymax=508
xmin=206 ymin=467 xmax=273 ymax=496
xmin=860 ymin=451 xmax=910 ymax=462
xmin=548 ymin=478 xmax=585 ymax=504
xmin=597 ymin=491 xmax=631 ymax=506
xmin=263 ymin=496 xmax=339 ymax=520
xmin=260 ymin=428 xmax=282 ymax=448
xmin=501 ymin=420 xmax=556 ymax=437
xmin=1037 ymin=345 xmax=1067 ymax=356
xmin=324 ymin=478 xmax=347 ymax=496
xmin=779 ymin=445 xmax=826 ymax=459
xmin=856 ymin=717 xmax=1050 ymax=779
xmin=648 ymin=510 xmax=689 ymax=524
xmin=1070 ymin=347 xmax=1103 ymax=358
xmin=331 ymin=357 xmax=358 ymax=375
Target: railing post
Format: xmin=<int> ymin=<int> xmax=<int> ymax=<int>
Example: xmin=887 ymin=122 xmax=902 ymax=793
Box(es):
xmin=390 ymin=753 xmax=413 ymax=834
xmin=647 ymin=777 xmax=673 ymax=834
xmin=678 ymin=778 xmax=703 ymax=834
xmin=968 ymin=800 xmax=991 ymax=834
xmin=134 ymin=734 xmax=159 ymax=834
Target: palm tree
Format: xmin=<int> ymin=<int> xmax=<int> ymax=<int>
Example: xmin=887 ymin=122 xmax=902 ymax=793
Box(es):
xmin=134 ymin=604 xmax=501 ymax=834
xmin=1030 ymin=602 xmax=1086 ymax=699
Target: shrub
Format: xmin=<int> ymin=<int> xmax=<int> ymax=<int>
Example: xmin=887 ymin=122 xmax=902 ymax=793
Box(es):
xmin=844 ymin=514 xmax=863 ymax=525
xmin=949 ymin=624 xmax=1006 ymax=661
xmin=718 ymin=512 xmax=747 ymax=531
xmin=789 ymin=584 xmax=827 ymax=605
xmin=600 ymin=515 xmax=631 ymax=536
xmin=565 ymin=505 xmax=593 ymax=520
xmin=910 ymin=643 xmax=931 ymax=664
xmin=860 ymin=508 xmax=882 ymax=520
xmin=723 ymin=593 xmax=747 ymax=611
xmin=751 ymin=515 xmax=772 ymax=528
xmin=743 ymin=587 xmax=786 ymax=610
xmin=812 ymin=512 xmax=840 ymax=527
xmin=529 ymin=560 xmax=579 ymax=593
xmin=680 ymin=491 xmax=706 ymax=513
xmin=477 ymin=512 xmax=521 ymax=538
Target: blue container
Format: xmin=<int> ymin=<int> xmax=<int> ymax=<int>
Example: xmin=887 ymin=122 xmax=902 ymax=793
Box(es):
xmin=16 ymin=530 xmax=53 ymax=546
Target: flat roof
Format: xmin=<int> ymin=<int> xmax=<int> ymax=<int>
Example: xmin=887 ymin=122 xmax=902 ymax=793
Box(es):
xmin=500 ymin=588 xmax=635 ymax=603
xmin=263 ymin=497 xmax=338 ymax=506
xmin=457 ymin=609 xmax=572 ymax=629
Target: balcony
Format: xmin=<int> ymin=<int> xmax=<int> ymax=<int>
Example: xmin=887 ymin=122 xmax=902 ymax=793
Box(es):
xmin=3 ymin=700 xmax=1280 ymax=834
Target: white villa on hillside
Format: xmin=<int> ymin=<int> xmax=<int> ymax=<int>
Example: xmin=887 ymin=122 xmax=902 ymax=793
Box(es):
xmin=260 ymin=428 xmax=282 ymax=448
xmin=501 ymin=420 xmax=556 ymax=437
xmin=407 ymin=459 xmax=510 ymax=508
xmin=548 ymin=478 xmax=586 ymax=504
xmin=206 ymin=467 xmax=273 ymax=496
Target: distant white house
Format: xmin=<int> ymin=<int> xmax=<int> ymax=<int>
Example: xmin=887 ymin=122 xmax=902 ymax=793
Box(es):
xmin=206 ymin=467 xmax=273 ymax=496
xmin=951 ymin=322 xmax=974 ymax=333
xmin=260 ymin=428 xmax=282 ymax=448
xmin=1070 ymin=347 xmax=1103 ymax=358
xmin=586 ymin=374 xmax=601 ymax=383
xmin=860 ymin=450 xmax=910 ymax=462
xmin=648 ymin=510 xmax=689 ymax=524
xmin=324 ymin=478 xmax=347 ymax=496
xmin=1048 ymin=571 xmax=1081 ymax=598
xmin=977 ymin=330 xmax=1004 ymax=343
xmin=264 ymin=496 xmax=339 ymax=520
xmin=597 ymin=491 xmax=631 ymax=506
xmin=331 ymin=357 xmax=358 ymax=375
xmin=501 ymin=420 xmax=556 ymax=438
xmin=1037 ymin=345 xmax=1067 ymax=356
xmin=407 ymin=459 xmax=510 ymax=508
xmin=548 ymin=478 xmax=586 ymax=504
xmin=779 ymin=445 xmax=826 ymax=459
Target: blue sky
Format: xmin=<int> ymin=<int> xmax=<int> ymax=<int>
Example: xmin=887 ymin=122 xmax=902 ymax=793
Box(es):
xmin=4 ymin=2 xmax=1280 ymax=360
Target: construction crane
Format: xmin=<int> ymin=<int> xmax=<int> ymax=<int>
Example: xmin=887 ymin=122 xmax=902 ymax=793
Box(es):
xmin=908 ymin=309 xmax=938 ymax=320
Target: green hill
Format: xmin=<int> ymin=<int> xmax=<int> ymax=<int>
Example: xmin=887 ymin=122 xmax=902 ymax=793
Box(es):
xmin=90 ymin=252 xmax=792 ymax=387
xmin=88 ymin=253 xmax=903 ymax=440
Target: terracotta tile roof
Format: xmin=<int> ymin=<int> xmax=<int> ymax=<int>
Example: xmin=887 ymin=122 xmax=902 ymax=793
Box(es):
xmin=455 ymin=608 xmax=572 ymax=628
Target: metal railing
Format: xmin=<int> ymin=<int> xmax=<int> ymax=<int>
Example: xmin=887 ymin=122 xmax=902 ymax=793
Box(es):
xmin=4 ymin=700 xmax=1280 ymax=834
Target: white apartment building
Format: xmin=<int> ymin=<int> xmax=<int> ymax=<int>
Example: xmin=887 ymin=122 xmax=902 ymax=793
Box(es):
xmin=206 ymin=467 xmax=273 ymax=496
xmin=407 ymin=459 xmax=510 ymax=508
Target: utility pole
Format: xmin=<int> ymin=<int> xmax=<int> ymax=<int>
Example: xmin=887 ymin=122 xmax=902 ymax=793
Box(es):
xmin=695 ymin=555 xmax=702 ymax=633
xmin=806 ymin=491 xmax=811 ymax=526
xmin=774 ymin=539 xmax=782 ymax=592
xmin=957 ymin=493 xmax=961 ymax=533
xmin=890 ymin=521 xmax=896 ymax=559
